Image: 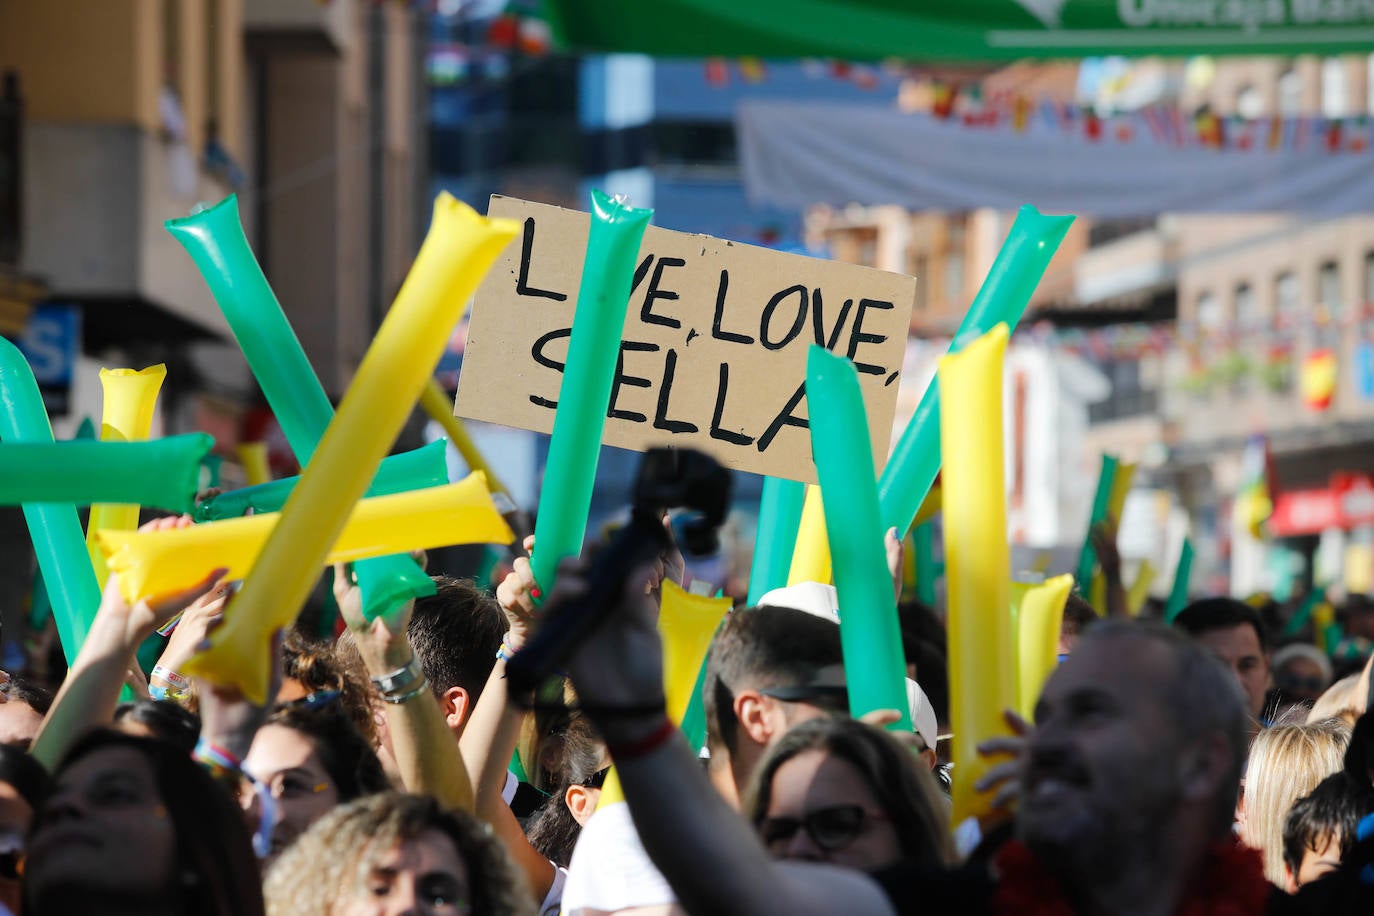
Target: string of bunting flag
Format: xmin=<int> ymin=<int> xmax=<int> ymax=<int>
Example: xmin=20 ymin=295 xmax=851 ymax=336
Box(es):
xmin=702 ymin=57 xmax=1373 ymax=154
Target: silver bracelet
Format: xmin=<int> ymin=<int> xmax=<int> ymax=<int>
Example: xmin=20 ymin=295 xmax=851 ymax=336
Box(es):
xmin=381 ymin=679 xmax=430 ymax=705
xmin=371 ymin=656 xmax=423 ymax=699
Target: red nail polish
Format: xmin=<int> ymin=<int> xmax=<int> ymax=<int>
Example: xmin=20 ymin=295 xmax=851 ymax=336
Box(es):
xmin=530 ymin=587 xmax=542 ymax=599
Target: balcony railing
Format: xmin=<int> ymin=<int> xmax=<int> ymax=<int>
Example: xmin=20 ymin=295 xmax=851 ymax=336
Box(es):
xmin=0 ymin=71 xmax=21 ymax=267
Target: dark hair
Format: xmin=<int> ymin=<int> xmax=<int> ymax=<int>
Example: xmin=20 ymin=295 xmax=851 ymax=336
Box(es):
xmin=1062 ymin=593 xmax=1099 ymax=638
xmin=745 ymin=716 xmax=953 ymax=869
xmin=114 ymin=700 xmax=202 ymax=754
xmin=0 ymin=745 xmax=47 ymax=812
xmin=1282 ymin=772 xmax=1374 ymax=876
xmin=282 ymin=629 xmax=376 ymax=745
xmin=1173 ymin=597 xmax=1269 ymax=653
xmin=26 ymin=730 xmax=264 ymax=916
xmin=407 ymin=576 xmax=506 ymax=702
xmin=1080 ymin=619 xmax=1250 ymax=837
xmin=264 ymin=704 xmax=389 ymax=803
xmin=704 ymin=605 xmax=843 ymax=755
xmin=526 ymin=713 xmax=605 ymax=867
xmin=2 ymin=676 xmax=53 ymax=716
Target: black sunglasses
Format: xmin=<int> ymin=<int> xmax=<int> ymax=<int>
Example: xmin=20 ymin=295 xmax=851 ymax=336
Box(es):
xmin=759 ymin=804 xmax=886 ymax=852
xmin=1277 ymin=674 xmax=1326 ymax=694
xmin=582 ymin=767 xmax=610 ymax=789
xmin=758 ymin=685 xmax=850 ymax=710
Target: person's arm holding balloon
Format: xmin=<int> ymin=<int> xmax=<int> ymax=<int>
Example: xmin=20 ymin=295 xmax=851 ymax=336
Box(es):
xmin=151 ymin=575 xmax=233 ymax=703
xmin=31 ymin=515 xmax=225 ymax=771
xmin=334 ymin=561 xmax=475 ymax=813
xmin=1090 ymin=520 xmax=1129 ymax=619
xmin=461 ymin=535 xmax=558 ymax=902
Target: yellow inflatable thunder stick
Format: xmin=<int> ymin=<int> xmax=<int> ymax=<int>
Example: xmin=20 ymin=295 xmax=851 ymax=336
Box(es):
xmin=85 ymin=365 xmax=167 ymax=588
xmin=790 ymin=480 xmax=942 ymax=589
xmin=941 ymin=324 xmax=1016 ymax=826
xmin=419 ymin=378 xmax=510 ymax=499
xmin=597 ymin=579 xmax=732 ymax=809
xmin=1014 ymin=574 xmax=1073 ymax=722
xmin=98 ymin=473 xmax=511 ymax=605
xmin=180 ymin=195 xmax=518 ymax=703
xmin=237 ymin=442 xmax=272 ymax=486
xmin=787 ymin=485 xmax=830 ymax=586
xmin=1087 ymin=459 xmax=1137 ymax=613
xmin=1127 ymin=560 xmax=1157 ymax=617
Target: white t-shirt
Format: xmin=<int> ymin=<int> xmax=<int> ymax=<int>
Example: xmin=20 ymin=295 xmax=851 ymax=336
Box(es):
xmin=561 ymin=802 xmax=677 ymax=914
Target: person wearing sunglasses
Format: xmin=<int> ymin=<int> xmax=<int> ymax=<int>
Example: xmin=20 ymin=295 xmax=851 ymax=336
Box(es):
xmin=1271 ymin=644 xmax=1332 ymax=713
xmin=745 ymin=716 xmax=952 ymax=874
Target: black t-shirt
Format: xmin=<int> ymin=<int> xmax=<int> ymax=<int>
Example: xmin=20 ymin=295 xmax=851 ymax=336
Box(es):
xmin=868 ymin=861 xmax=995 ymax=915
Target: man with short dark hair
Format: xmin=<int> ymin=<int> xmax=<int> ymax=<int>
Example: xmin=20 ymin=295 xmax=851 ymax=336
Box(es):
xmin=703 ymin=602 xmax=846 ymax=802
xmin=405 ymin=575 xmax=506 ymax=735
xmin=1174 ymin=597 xmax=1271 ymax=723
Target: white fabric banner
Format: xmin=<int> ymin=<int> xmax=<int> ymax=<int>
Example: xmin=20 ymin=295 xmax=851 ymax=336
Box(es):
xmin=737 ymin=101 xmax=1374 ymax=217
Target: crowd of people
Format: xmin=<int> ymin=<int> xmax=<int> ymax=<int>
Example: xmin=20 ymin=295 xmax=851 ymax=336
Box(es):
xmin=2 ymin=496 xmax=1374 ymax=915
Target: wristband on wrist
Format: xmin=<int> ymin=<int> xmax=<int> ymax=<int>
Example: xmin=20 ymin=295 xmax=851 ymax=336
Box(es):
xmin=605 ymin=717 xmax=677 ymax=762
xmin=193 ymin=738 xmax=242 ymax=780
xmin=152 ymin=665 xmax=190 ymax=689
xmin=149 ymin=684 xmax=191 ymax=703
xmin=371 ymin=656 xmax=423 ymax=699
xmin=495 ymin=632 xmax=521 ymax=664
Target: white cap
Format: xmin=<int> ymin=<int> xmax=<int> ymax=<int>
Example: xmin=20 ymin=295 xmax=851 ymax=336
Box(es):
xmin=759 ymin=581 xmax=937 ymax=749
xmin=758 ymin=581 xmax=840 ymax=623
xmin=906 ymin=679 xmax=939 ymax=753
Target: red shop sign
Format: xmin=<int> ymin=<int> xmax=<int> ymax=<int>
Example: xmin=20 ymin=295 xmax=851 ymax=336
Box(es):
xmin=1270 ymin=473 xmax=1374 ymax=536
xmin=1270 ymin=487 xmax=1342 ymax=536
xmin=1334 ymin=473 xmax=1374 ymax=527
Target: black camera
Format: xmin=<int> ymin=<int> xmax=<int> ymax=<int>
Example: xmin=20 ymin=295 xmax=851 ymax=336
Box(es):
xmin=505 ymin=447 xmax=732 ymax=696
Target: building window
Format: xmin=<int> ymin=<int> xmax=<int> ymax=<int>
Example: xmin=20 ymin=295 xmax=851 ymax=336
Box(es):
xmin=206 ymin=0 xmax=220 ymax=127
xmin=1319 ymin=260 xmax=1343 ymax=316
xmin=1323 ymin=57 xmax=1349 ymax=117
xmin=1275 ymin=272 xmax=1299 ymax=329
xmin=910 ymin=253 xmax=929 ymax=311
xmin=1278 ymin=67 xmax=1303 ymax=116
xmin=162 ymin=0 xmax=181 ymax=91
xmin=1368 ymin=54 xmax=1374 ymax=114
xmin=945 ymin=250 xmax=964 ymax=306
xmin=1364 ymin=251 xmax=1374 ymax=305
xmin=1196 ymin=291 xmax=1223 ymax=334
xmin=1235 ymin=282 xmax=1258 ymax=329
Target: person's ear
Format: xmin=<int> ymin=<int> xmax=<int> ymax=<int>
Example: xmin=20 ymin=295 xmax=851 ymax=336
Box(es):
xmin=735 ymin=690 xmax=774 ymax=747
xmin=441 ymin=686 xmax=470 ymax=733
xmin=919 ymin=747 xmax=938 ymax=772
xmin=1284 ymin=863 xmax=1299 ymax=895
xmin=565 ymin=785 xmax=597 ymax=827
xmin=1178 ymin=732 xmax=1230 ymax=804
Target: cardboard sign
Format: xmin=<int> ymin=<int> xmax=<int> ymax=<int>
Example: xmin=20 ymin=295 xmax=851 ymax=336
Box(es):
xmin=455 ymin=196 xmax=916 ymax=483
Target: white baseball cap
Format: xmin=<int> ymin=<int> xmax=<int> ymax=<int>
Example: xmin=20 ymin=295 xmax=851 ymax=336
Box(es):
xmin=760 ymin=581 xmax=938 ymax=750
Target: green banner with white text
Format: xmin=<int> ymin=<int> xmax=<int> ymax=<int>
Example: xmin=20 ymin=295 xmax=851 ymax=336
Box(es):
xmin=542 ymin=0 xmax=1374 ymax=61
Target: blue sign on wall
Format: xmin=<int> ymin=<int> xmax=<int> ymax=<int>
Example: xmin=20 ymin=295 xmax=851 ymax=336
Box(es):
xmin=17 ymin=303 xmax=80 ymax=415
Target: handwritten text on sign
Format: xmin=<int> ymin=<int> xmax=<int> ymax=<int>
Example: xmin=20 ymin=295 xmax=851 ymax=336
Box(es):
xmin=455 ymin=196 xmax=916 ymax=483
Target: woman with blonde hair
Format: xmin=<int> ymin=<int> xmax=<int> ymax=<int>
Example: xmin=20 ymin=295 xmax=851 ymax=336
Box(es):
xmin=264 ymin=792 xmax=534 ymax=916
xmin=1239 ymin=716 xmax=1351 ymax=886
